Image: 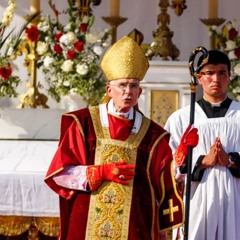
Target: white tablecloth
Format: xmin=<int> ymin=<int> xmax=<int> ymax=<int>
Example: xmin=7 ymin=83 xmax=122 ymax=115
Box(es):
xmin=0 ymin=140 xmax=59 ymax=217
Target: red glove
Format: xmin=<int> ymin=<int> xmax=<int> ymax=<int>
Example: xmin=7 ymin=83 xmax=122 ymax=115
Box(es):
xmin=175 ymin=125 xmax=199 ymax=167
xmin=86 ymin=161 xmax=135 ymax=191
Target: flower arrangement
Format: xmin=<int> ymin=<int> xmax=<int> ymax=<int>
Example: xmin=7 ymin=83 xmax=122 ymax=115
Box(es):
xmin=0 ymin=0 xmax=38 ymax=98
xmin=33 ymin=0 xmax=111 ymax=105
xmin=210 ymin=20 xmax=240 ymax=99
xmin=0 ymin=0 xmax=21 ymax=97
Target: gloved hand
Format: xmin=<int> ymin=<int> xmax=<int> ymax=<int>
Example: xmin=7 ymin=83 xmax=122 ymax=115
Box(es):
xmin=175 ymin=125 xmax=199 ymax=167
xmin=86 ymin=161 xmax=135 ymax=191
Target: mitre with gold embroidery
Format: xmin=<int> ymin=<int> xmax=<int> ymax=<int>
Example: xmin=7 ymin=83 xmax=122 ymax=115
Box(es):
xmin=100 ymin=36 xmax=149 ymax=81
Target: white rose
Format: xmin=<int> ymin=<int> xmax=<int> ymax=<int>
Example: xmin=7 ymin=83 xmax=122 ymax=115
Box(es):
xmin=61 ymin=60 xmax=73 ymax=72
xmin=43 ymin=56 xmax=54 ymax=68
xmin=60 ymin=32 xmax=77 ymax=46
xmin=93 ymin=46 xmax=103 ymax=56
xmin=86 ymin=33 xmax=99 ymax=44
xmin=36 ymin=41 xmax=49 ymax=55
xmin=76 ymin=63 xmax=88 ymax=75
xmin=234 ymin=63 xmax=240 ymax=76
xmin=228 ymin=51 xmax=237 ymax=60
xmin=59 ymin=34 xmax=69 ymax=45
xmin=225 ymin=40 xmax=236 ymax=51
xmin=66 ymin=32 xmax=77 ymax=44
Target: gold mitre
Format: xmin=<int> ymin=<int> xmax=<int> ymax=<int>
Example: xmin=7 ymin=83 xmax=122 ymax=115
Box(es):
xmin=100 ymin=36 xmax=149 ymax=81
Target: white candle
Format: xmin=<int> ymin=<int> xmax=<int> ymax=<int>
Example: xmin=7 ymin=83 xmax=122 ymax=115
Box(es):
xmin=30 ymin=0 xmax=40 ymax=14
xmin=208 ymin=0 xmax=218 ymax=19
xmin=110 ymin=0 xmax=120 ymax=17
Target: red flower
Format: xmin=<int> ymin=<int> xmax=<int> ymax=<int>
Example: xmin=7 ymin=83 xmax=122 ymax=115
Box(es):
xmin=55 ymin=32 xmax=62 ymax=42
xmin=74 ymin=41 xmax=84 ymax=52
xmin=53 ymin=44 xmax=63 ymax=54
xmin=234 ymin=47 xmax=240 ymax=59
xmin=229 ymin=28 xmax=238 ymax=40
xmin=54 ymin=9 xmax=59 ymax=17
xmin=67 ymin=50 xmax=75 ymax=60
xmin=0 ymin=66 xmax=12 ymax=79
xmin=80 ymin=23 xmax=88 ymax=33
xmin=25 ymin=25 xmax=39 ymax=42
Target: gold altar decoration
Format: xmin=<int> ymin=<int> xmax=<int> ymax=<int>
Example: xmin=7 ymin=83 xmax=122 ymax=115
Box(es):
xmin=102 ymin=0 xmax=127 ymax=44
xmin=17 ymin=39 xmax=49 ymax=109
xmin=0 ymin=216 xmax=59 ymax=238
xmin=200 ymin=18 xmax=226 ymax=50
xmin=17 ymin=2 xmax=49 ymax=108
xmin=200 ymin=0 xmax=225 ymax=50
xmin=102 ymin=16 xmax=127 ymax=45
xmin=145 ymin=0 xmax=187 ymax=60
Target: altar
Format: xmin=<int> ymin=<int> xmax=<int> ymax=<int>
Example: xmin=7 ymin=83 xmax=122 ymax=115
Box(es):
xmin=140 ymin=60 xmax=202 ymax=126
xmin=0 ymin=109 xmax=65 ymax=238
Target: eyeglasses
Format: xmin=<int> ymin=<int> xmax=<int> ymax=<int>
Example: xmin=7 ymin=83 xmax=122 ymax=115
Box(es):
xmin=200 ymin=70 xmax=228 ymax=78
xmin=110 ymin=82 xmax=140 ymax=91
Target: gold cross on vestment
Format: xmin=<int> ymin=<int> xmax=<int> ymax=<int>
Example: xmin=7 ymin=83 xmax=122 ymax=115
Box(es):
xmin=163 ymin=199 xmax=179 ymax=222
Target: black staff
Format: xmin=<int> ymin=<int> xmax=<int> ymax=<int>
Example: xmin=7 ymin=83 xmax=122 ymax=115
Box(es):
xmin=184 ymin=46 xmax=208 ymax=240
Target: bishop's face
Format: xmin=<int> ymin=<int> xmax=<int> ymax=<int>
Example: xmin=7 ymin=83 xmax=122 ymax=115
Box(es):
xmin=106 ymin=78 xmax=142 ymax=113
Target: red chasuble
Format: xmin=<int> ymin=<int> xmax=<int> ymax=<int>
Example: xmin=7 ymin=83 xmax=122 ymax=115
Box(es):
xmin=45 ymin=106 xmax=183 ymax=240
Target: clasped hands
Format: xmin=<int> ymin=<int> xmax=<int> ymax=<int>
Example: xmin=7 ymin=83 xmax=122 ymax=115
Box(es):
xmin=87 ymin=161 xmax=135 ymax=191
xmin=201 ymin=137 xmax=230 ymax=168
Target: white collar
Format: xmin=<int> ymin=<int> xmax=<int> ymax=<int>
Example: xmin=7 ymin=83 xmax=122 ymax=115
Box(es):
xmin=203 ymin=95 xmax=227 ymax=107
xmin=99 ymin=100 xmax=142 ymax=134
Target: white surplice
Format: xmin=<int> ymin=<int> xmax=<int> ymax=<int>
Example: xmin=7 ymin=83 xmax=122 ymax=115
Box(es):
xmin=165 ymin=100 xmax=240 ymax=240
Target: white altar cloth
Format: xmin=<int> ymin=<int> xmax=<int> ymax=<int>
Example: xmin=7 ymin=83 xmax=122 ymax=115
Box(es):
xmin=0 ymin=140 xmax=59 ymax=217
xmin=0 ymin=109 xmax=65 ymax=140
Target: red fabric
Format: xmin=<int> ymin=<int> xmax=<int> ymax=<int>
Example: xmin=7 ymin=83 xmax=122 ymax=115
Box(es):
xmin=45 ymin=107 xmax=183 ymax=239
xmin=108 ymin=113 xmax=133 ymax=140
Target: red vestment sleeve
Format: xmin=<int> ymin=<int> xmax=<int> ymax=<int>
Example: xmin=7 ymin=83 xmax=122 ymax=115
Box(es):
xmin=45 ymin=115 xmax=88 ymax=199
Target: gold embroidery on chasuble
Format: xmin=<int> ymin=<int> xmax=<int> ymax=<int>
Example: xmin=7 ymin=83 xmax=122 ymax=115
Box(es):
xmin=86 ymin=106 xmax=149 ymax=239
xmin=159 ymin=161 xmax=184 ymax=231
